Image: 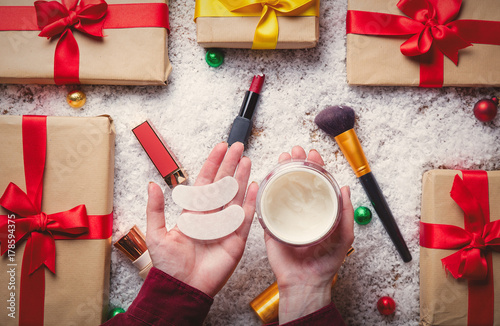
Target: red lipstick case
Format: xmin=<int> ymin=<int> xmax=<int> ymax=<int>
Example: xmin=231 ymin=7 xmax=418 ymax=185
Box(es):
xmin=132 ymin=120 xmax=187 ymax=188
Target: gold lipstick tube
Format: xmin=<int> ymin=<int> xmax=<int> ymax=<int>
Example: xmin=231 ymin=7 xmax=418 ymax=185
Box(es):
xmin=114 ymin=225 xmax=153 ymax=279
xmin=334 ymin=129 xmax=371 ymax=177
xmin=250 ymin=247 xmax=354 ymax=324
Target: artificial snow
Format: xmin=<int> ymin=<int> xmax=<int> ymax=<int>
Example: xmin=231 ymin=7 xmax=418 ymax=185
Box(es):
xmin=1 ymin=0 xmax=499 ymax=325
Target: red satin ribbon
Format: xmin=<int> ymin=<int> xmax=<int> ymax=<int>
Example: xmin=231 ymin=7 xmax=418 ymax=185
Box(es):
xmin=420 ymin=170 xmax=499 ymax=325
xmin=35 ymin=0 xmax=108 ymax=84
xmin=0 ymin=1 xmax=170 ymax=85
xmin=346 ymin=0 xmax=500 ymax=87
xmin=0 ymin=116 xmax=113 ymax=326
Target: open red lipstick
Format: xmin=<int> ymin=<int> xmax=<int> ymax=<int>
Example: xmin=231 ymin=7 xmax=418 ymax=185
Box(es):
xmin=227 ymin=74 xmax=265 ymax=146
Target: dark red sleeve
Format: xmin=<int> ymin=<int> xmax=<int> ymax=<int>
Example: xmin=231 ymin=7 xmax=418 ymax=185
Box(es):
xmin=264 ymin=303 xmax=346 ymax=326
xmin=102 ymin=267 xmax=213 ymax=326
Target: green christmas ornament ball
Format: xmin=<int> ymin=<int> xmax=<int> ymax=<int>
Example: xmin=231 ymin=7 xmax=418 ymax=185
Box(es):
xmin=108 ymin=307 xmax=126 ymax=319
xmin=354 ymin=206 xmax=372 ymax=225
xmin=205 ymin=49 xmax=224 ymax=67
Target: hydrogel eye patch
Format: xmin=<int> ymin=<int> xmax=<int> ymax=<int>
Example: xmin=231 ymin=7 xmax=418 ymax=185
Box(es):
xmin=172 ymin=176 xmax=239 ymax=211
xmin=177 ymin=205 xmax=245 ymax=240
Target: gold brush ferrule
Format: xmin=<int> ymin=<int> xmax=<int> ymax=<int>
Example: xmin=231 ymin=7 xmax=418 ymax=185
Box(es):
xmin=114 ymin=225 xmax=148 ymax=261
xmin=334 ymin=129 xmax=371 ymax=178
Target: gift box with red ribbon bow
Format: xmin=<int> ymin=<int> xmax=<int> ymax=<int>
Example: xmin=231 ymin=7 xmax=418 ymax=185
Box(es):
xmin=420 ymin=170 xmax=500 ymax=325
xmin=0 ymin=0 xmax=171 ymax=85
xmin=0 ymin=115 xmax=115 ymax=326
xmin=346 ymin=0 xmax=500 ymax=87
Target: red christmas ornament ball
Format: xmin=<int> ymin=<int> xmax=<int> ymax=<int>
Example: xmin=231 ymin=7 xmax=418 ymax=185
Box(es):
xmin=377 ymin=296 xmax=396 ymax=315
xmin=473 ymin=97 xmax=498 ymax=122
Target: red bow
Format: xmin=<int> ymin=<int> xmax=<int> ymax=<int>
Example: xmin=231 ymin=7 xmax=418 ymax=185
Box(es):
xmin=348 ymin=0 xmax=471 ymax=65
xmin=420 ymin=173 xmax=500 ymax=281
xmin=396 ymin=0 xmax=471 ymax=65
xmin=0 ymin=183 xmax=89 ymax=274
xmin=0 ymin=116 xmax=92 ymax=326
xmin=346 ymin=0 xmax=500 ymax=87
xmin=0 ymin=2 xmax=170 ymax=85
xmin=34 ymin=0 xmax=108 ymax=84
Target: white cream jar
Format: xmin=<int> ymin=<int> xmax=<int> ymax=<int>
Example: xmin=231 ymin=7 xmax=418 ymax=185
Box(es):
xmin=256 ymin=161 xmax=342 ymax=246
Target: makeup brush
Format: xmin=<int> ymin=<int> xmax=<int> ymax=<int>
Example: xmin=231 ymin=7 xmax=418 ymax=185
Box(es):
xmin=315 ymin=105 xmax=412 ymax=262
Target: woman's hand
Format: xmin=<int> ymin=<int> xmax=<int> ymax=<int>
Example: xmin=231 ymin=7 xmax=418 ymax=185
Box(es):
xmin=265 ymin=146 xmax=354 ymax=324
xmin=145 ymin=142 xmax=258 ymax=297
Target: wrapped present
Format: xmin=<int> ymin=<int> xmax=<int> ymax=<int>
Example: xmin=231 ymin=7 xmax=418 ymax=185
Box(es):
xmin=420 ymin=170 xmax=500 ymax=325
xmin=346 ymin=0 xmax=500 ymax=87
xmin=0 ymin=0 xmax=171 ymax=85
xmin=0 ymin=116 xmax=115 ymax=325
xmin=194 ymin=0 xmax=320 ymax=49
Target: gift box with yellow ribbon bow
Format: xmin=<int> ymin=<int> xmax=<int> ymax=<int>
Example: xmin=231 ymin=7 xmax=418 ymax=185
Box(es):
xmin=194 ymin=0 xmax=320 ymax=49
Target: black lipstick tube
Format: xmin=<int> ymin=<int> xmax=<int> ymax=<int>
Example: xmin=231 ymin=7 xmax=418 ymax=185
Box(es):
xmin=227 ymin=75 xmax=264 ymax=146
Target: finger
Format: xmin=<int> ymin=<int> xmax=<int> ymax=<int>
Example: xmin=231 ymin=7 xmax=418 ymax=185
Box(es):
xmin=264 ymin=232 xmax=277 ymax=247
xmin=338 ymin=186 xmax=354 ymax=247
xmin=228 ymin=156 xmax=251 ymax=207
xmin=264 ymin=232 xmax=271 ymax=242
xmin=322 ymin=186 xmax=353 ymax=256
xmin=307 ymin=149 xmax=325 ymax=166
xmin=291 ymin=146 xmax=307 ymax=160
xmin=146 ymin=182 xmax=166 ymax=235
xmin=194 ymin=142 xmax=228 ymax=186
xmin=235 ymin=181 xmax=259 ymax=240
xmin=214 ymin=141 xmax=244 ymax=181
xmin=278 ymin=152 xmax=291 ymax=163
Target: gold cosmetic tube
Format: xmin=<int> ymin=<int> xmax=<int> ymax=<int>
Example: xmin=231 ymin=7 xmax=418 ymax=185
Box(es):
xmin=250 ymin=247 xmax=354 ymax=324
xmin=114 ymin=225 xmax=153 ymax=279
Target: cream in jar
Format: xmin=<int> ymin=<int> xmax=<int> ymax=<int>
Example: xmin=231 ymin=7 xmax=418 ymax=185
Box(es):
xmin=257 ymin=161 xmax=342 ymax=246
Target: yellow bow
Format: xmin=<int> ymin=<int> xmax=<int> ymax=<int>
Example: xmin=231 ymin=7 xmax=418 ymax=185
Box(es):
xmin=195 ymin=0 xmax=318 ymax=49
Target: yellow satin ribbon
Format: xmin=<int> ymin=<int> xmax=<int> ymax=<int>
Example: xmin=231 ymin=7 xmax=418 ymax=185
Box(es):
xmin=194 ymin=0 xmax=319 ymax=49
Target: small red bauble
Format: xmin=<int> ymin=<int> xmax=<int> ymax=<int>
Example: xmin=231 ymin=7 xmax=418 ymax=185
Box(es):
xmin=377 ymin=296 xmax=396 ymax=315
xmin=473 ymin=97 xmax=498 ymax=122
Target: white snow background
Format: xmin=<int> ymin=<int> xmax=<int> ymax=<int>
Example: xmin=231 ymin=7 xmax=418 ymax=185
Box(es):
xmin=1 ymin=0 xmax=499 ymax=325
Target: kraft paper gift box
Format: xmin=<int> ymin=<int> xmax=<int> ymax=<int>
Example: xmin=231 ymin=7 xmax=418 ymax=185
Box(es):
xmin=0 ymin=0 xmax=172 ymax=85
xmin=420 ymin=170 xmax=500 ymax=325
xmin=195 ymin=0 xmax=320 ymax=49
xmin=0 ymin=116 xmax=115 ymax=325
xmin=346 ymin=0 xmax=500 ymax=87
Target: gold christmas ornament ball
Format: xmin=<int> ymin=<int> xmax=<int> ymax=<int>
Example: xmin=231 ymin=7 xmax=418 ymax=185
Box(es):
xmin=66 ymin=90 xmax=86 ymax=108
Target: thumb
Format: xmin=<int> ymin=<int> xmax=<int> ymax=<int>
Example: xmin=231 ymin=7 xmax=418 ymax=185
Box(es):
xmin=146 ymin=182 xmax=166 ymax=236
xmin=339 ymin=186 xmax=354 ymax=246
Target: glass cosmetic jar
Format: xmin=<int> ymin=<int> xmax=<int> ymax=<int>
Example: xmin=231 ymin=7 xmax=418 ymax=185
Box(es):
xmin=256 ymin=160 xmax=342 ymax=246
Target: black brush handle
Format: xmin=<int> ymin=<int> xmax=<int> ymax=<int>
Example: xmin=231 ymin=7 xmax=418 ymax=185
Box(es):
xmin=359 ymin=172 xmax=412 ymax=262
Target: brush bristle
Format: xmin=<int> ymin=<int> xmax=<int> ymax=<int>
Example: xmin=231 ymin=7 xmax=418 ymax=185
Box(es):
xmin=314 ymin=105 xmax=355 ymax=137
